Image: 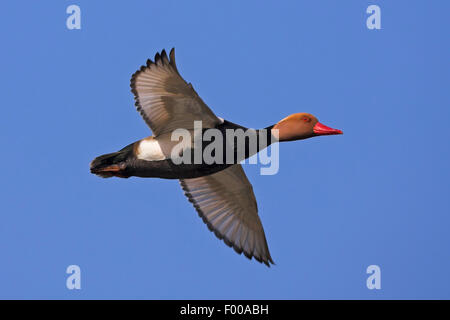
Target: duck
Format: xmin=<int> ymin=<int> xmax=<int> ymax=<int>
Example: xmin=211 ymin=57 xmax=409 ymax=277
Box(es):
xmin=90 ymin=48 xmax=343 ymax=266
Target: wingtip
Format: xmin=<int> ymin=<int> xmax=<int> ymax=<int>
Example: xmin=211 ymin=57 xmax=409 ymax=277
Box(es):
xmin=261 ymin=257 xmax=275 ymax=268
xmin=169 ymin=47 xmax=179 ymax=73
xmin=154 ymin=52 xmax=161 ymax=65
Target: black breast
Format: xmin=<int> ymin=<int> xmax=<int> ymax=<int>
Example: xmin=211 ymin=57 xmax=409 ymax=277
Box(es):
xmin=126 ymin=120 xmax=274 ymax=179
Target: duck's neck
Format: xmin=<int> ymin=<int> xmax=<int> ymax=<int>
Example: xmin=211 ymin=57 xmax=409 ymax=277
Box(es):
xmin=214 ymin=120 xmax=276 ymax=161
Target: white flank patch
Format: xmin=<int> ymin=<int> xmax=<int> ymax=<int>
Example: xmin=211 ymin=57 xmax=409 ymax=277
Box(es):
xmin=136 ymin=138 xmax=166 ymax=161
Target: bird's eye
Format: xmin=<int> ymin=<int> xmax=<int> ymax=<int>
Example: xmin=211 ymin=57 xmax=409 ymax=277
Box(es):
xmin=302 ymin=117 xmax=310 ymax=122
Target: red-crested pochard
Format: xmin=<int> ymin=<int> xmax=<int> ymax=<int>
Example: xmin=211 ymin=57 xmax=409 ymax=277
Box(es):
xmin=90 ymin=49 xmax=342 ymax=266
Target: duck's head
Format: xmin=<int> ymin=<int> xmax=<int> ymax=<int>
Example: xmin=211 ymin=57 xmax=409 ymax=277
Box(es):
xmin=272 ymin=113 xmax=343 ymax=142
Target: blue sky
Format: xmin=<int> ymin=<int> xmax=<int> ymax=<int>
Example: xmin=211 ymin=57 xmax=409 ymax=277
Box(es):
xmin=0 ymin=1 xmax=449 ymax=299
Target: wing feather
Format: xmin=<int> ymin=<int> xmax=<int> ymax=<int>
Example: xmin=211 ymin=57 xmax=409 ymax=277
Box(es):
xmin=180 ymin=165 xmax=274 ymax=266
xmin=130 ymin=48 xmax=220 ymax=136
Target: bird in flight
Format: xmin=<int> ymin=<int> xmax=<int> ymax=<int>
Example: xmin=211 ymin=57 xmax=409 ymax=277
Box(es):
xmin=90 ymin=48 xmax=343 ymax=266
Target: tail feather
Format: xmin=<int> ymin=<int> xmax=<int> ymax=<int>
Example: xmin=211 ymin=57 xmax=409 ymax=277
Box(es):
xmin=90 ymin=152 xmax=122 ymax=178
xmin=90 ymin=144 xmax=134 ymax=178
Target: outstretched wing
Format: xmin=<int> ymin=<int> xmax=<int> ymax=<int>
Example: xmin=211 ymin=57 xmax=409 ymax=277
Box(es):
xmin=180 ymin=165 xmax=274 ymax=266
xmin=130 ymin=48 xmax=221 ymax=136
